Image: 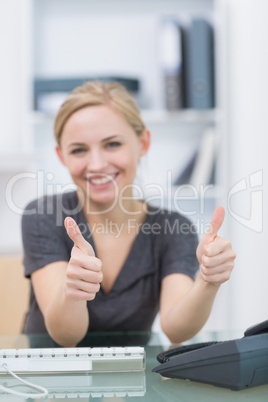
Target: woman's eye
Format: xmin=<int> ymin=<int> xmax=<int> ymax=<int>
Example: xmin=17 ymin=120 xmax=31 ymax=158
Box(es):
xmin=106 ymin=141 xmax=121 ymax=148
xmin=70 ymin=148 xmax=86 ymax=155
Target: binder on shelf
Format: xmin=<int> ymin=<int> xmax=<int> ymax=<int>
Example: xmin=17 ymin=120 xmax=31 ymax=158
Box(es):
xmin=189 ymin=126 xmax=217 ymax=187
xmin=33 ymin=76 xmax=140 ymax=113
xmin=173 ymin=127 xmax=216 ymax=187
xmin=159 ymin=18 xmax=184 ymax=110
xmin=183 ymin=18 xmax=215 ymax=109
xmin=173 ymin=149 xmax=199 ymax=186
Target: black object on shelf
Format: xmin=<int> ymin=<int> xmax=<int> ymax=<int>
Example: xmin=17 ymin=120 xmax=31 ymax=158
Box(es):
xmin=159 ymin=18 xmax=185 ymax=111
xmin=33 ymin=76 xmax=140 ymax=111
xmin=183 ymin=18 xmax=215 ymax=109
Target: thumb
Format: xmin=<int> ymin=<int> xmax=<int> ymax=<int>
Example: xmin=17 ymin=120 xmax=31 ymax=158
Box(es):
xmin=197 ymin=206 xmax=225 ymax=260
xmin=64 ymin=217 xmax=95 ymax=256
xmin=206 ymin=206 xmax=225 ymax=241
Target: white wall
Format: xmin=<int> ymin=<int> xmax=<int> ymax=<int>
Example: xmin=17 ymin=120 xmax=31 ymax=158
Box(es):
xmin=223 ymin=0 xmax=268 ymax=330
xmin=0 ymin=0 xmax=32 ymax=151
xmin=0 ymin=0 xmax=34 ymax=254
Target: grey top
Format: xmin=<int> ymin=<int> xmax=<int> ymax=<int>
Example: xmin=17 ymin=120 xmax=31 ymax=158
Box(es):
xmin=22 ymin=191 xmax=199 ymax=335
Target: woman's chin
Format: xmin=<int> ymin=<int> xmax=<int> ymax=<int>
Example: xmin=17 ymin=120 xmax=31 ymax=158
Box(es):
xmin=85 ymin=194 xmax=118 ymax=211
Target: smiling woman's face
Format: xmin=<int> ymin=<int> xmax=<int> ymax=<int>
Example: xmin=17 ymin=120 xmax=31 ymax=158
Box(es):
xmin=56 ymin=105 xmax=150 ymax=208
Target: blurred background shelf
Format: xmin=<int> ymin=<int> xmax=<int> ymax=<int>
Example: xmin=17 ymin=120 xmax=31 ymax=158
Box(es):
xmin=30 ymin=109 xmax=220 ymax=125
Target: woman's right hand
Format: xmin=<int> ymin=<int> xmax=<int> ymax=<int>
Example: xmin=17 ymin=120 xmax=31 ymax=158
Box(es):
xmin=64 ymin=217 xmax=103 ymax=301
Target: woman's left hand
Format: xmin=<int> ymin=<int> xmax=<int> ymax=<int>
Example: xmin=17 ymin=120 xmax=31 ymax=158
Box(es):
xmin=196 ymin=206 xmax=236 ymax=286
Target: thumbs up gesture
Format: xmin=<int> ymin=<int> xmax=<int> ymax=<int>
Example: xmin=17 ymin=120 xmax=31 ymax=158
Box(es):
xmin=196 ymin=206 xmax=236 ymax=286
xmin=64 ymin=217 xmax=103 ymax=301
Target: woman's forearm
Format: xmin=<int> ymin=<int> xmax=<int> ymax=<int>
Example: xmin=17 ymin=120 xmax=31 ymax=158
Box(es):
xmin=161 ymin=206 xmax=236 ymax=344
xmin=42 ymin=218 xmax=102 ymax=346
xmin=161 ymin=273 xmax=220 ymax=344
xmin=44 ymin=285 xmax=89 ymax=347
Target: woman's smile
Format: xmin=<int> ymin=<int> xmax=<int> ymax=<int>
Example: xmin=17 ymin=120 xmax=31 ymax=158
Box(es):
xmin=86 ymin=172 xmax=119 ymax=188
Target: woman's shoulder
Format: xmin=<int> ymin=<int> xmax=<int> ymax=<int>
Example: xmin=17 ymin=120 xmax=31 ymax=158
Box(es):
xmin=24 ymin=191 xmax=79 ymax=214
xmin=22 ymin=191 xmax=82 ymax=232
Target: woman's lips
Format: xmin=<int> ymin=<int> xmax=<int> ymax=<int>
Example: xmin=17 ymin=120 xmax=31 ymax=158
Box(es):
xmin=86 ymin=173 xmax=119 ymax=186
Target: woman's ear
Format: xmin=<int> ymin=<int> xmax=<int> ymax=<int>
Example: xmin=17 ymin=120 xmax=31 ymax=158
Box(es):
xmin=139 ymin=129 xmax=151 ymax=157
xmin=55 ymin=145 xmax=66 ymax=166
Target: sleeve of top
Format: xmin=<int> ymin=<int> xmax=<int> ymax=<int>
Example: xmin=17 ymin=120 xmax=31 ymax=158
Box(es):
xmin=159 ymin=212 xmax=199 ymax=281
xmin=21 ymin=197 xmax=71 ymax=278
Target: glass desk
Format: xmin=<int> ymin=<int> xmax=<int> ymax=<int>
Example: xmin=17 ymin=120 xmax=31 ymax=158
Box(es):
xmin=0 ymin=331 xmax=267 ymax=401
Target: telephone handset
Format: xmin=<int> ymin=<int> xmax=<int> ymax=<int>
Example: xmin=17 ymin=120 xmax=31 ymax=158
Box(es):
xmin=244 ymin=319 xmax=268 ymax=336
xmin=153 ymin=320 xmax=268 ymax=390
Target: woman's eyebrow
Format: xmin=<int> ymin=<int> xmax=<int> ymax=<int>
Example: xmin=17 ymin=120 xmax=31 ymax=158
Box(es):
xmin=101 ymin=135 xmax=122 ymax=142
xmin=67 ymin=135 xmax=123 ymax=148
xmin=67 ymin=142 xmax=85 ymax=148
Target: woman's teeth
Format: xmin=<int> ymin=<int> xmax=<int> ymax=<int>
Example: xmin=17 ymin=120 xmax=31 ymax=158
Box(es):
xmin=91 ymin=177 xmax=111 ymax=185
xmin=88 ymin=174 xmax=117 ymax=185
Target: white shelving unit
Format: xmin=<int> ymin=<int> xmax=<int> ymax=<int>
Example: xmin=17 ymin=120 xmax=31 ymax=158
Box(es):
xmin=27 ymin=0 xmax=221 ymax=222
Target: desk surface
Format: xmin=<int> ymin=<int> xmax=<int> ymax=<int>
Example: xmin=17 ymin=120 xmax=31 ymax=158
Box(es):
xmin=0 ymin=331 xmax=267 ymax=401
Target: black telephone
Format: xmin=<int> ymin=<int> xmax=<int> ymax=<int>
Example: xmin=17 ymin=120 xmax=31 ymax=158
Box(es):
xmin=152 ymin=320 xmax=268 ymax=390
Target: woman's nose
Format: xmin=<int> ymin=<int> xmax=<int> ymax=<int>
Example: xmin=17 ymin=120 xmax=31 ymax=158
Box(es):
xmin=86 ymin=149 xmax=107 ymax=172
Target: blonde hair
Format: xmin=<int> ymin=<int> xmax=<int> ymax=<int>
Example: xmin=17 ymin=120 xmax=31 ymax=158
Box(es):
xmin=54 ymin=81 xmax=146 ymax=144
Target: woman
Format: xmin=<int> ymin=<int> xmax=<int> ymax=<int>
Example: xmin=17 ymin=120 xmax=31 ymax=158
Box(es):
xmin=22 ymin=81 xmax=236 ymax=347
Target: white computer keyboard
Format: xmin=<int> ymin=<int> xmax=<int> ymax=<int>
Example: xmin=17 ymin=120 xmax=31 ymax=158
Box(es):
xmin=0 ymin=346 xmax=145 ymax=374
